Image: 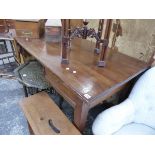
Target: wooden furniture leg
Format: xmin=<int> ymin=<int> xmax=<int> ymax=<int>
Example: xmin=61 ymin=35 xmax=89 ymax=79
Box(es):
xmin=59 ymin=96 xmax=64 ymax=110
xmin=61 ymin=19 xmax=70 ymax=64
xmin=23 ymin=85 xmax=28 ymax=97
xmin=28 ymin=121 xmax=34 ymax=135
xmin=98 ymin=19 xmax=112 ymax=67
xmin=74 ymin=102 xmax=89 ymax=132
xmin=94 ymin=19 xmax=104 ymax=54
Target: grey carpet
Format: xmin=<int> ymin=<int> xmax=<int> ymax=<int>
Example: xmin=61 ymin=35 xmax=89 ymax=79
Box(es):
xmin=0 ymin=43 xmax=30 ymax=135
xmin=0 ymin=78 xmax=29 ymax=135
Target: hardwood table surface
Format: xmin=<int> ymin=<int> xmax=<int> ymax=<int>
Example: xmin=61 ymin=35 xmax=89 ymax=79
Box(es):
xmin=15 ymin=37 xmax=148 ymax=132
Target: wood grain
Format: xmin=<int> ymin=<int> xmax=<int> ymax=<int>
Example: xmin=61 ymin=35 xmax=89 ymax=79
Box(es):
xmin=20 ymin=92 xmax=81 ymax=135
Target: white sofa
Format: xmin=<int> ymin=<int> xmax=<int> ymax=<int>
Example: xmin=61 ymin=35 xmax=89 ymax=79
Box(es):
xmin=92 ymin=66 xmax=155 ymax=135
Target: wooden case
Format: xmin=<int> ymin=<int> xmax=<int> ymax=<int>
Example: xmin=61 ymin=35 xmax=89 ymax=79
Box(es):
xmin=45 ymin=19 xmax=62 ymax=42
xmin=15 ymin=19 xmax=45 ymax=39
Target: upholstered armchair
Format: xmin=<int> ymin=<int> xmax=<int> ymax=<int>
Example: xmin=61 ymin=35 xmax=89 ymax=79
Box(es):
xmin=92 ymin=66 xmax=155 ymax=135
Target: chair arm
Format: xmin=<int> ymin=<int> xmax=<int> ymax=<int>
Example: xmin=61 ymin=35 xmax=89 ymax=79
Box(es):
xmin=92 ymin=98 xmax=135 ymax=135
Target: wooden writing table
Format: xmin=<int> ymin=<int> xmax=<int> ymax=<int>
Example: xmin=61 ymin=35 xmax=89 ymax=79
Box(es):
xmin=15 ymin=37 xmax=148 ymax=132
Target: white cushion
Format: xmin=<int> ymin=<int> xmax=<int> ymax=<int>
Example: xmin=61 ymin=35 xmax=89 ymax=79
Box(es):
xmin=114 ymin=123 xmax=155 ymax=135
xmin=92 ymin=67 xmax=155 ymax=135
xmin=129 ymin=67 xmax=155 ymax=128
xmin=92 ymin=98 xmax=135 ymax=135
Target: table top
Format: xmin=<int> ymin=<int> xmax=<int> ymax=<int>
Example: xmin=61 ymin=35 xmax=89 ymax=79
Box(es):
xmin=15 ymin=37 xmax=148 ymax=104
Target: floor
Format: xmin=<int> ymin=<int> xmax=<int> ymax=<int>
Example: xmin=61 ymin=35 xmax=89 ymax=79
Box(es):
xmin=0 ymin=76 xmax=29 ymax=134
xmin=0 ymin=41 xmax=114 ymax=135
xmin=0 ymin=41 xmax=30 ymax=134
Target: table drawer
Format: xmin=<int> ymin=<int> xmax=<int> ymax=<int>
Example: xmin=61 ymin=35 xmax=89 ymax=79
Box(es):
xmin=45 ymin=67 xmax=83 ymax=108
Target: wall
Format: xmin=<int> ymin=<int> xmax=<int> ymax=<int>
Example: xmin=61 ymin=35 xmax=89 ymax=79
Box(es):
xmin=88 ymin=19 xmax=155 ymax=62
xmin=115 ymin=19 xmax=155 ymax=62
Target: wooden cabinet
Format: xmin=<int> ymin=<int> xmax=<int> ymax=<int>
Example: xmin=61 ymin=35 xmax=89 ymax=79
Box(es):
xmin=14 ymin=19 xmax=45 ymax=39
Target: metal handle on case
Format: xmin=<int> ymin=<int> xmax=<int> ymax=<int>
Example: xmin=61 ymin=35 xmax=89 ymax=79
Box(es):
xmin=48 ymin=119 xmax=60 ymax=134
